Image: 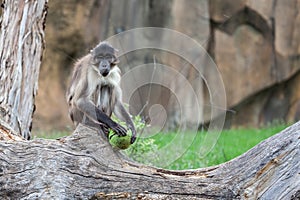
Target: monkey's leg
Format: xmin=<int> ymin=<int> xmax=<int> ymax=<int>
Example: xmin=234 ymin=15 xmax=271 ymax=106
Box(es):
xmin=76 ymin=98 xmax=127 ymax=136
xmin=83 ymin=116 xmax=110 ymax=138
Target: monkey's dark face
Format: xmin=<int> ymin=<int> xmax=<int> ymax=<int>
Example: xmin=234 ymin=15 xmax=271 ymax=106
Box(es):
xmin=93 ymin=54 xmax=114 ymax=77
xmin=91 ymin=42 xmax=119 ymax=77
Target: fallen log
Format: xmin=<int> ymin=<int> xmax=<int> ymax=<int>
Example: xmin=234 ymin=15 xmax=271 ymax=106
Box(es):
xmin=0 ymin=122 xmax=299 ymax=199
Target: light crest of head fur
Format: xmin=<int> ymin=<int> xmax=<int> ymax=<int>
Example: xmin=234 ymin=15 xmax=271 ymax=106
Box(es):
xmin=90 ymin=41 xmax=119 ymax=56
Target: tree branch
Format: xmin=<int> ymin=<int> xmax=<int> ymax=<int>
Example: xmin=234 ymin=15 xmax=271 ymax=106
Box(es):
xmin=0 ymin=122 xmax=299 ymax=199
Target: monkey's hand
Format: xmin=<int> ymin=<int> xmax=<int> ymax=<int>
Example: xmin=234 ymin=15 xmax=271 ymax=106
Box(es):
xmin=128 ymin=125 xmax=136 ymax=144
xmin=110 ymin=122 xmax=127 ymax=136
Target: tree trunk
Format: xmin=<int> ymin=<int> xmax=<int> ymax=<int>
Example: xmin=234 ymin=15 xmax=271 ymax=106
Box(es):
xmin=0 ymin=0 xmax=48 ymax=139
xmin=0 ymin=122 xmax=299 ymax=199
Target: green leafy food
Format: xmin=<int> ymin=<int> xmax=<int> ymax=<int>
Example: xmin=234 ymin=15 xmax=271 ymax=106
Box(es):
xmin=109 ymin=129 xmax=132 ymax=150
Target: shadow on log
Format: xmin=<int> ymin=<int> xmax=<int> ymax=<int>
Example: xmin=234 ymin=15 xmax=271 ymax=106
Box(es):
xmin=0 ymin=122 xmax=299 ymax=199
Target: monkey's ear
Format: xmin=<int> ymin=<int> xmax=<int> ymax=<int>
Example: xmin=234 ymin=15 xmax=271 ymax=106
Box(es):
xmin=113 ymin=48 xmax=119 ymax=64
xmin=112 ymin=56 xmax=120 ymax=64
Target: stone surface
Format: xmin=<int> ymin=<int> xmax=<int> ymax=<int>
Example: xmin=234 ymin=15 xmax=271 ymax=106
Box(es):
xmin=33 ymin=1 xmax=300 ymax=131
xmin=225 ymin=72 xmax=300 ymax=128
xmin=209 ymin=0 xmax=246 ymax=22
xmin=34 ymin=0 xmax=102 ymax=131
xmin=215 ymin=25 xmax=273 ymax=106
xmin=275 ymin=0 xmax=300 ymax=57
xmin=211 ymin=0 xmax=300 ymax=126
xmin=246 ymin=0 xmax=274 ymax=26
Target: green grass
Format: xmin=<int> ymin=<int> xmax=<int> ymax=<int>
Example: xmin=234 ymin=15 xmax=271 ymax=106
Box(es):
xmin=32 ymin=130 xmax=69 ymax=139
xmin=33 ymin=124 xmax=288 ymax=170
xmin=125 ymin=124 xmax=288 ymax=169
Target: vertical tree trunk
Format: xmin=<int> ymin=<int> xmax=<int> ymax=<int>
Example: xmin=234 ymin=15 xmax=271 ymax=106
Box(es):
xmin=0 ymin=0 xmax=48 ymax=139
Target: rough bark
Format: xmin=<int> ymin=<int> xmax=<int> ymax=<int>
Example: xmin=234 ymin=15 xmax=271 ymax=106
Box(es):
xmin=0 ymin=0 xmax=48 ymax=139
xmin=0 ymin=121 xmax=299 ymax=199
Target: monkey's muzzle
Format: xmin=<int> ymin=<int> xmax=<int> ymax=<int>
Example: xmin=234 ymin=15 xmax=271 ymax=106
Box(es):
xmin=100 ymin=69 xmax=109 ymax=77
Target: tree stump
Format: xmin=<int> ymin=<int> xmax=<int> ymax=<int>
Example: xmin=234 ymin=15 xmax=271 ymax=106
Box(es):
xmin=0 ymin=122 xmax=299 ymax=199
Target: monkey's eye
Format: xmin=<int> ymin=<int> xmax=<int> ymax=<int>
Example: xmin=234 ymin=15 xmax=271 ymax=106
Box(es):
xmin=104 ymin=55 xmax=113 ymax=60
xmin=93 ymin=55 xmax=113 ymax=64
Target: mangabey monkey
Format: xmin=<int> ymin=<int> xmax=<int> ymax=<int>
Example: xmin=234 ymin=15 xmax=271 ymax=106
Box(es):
xmin=66 ymin=42 xmax=136 ymax=143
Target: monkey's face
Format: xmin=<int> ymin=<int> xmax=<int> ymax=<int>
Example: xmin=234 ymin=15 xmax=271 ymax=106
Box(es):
xmin=93 ymin=55 xmax=113 ymax=77
xmin=91 ymin=42 xmax=119 ymax=77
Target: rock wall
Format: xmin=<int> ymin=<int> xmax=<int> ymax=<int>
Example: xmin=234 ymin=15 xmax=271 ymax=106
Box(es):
xmin=34 ymin=0 xmax=104 ymax=131
xmin=33 ymin=0 xmax=300 ymax=131
xmin=209 ymin=0 xmax=300 ymax=126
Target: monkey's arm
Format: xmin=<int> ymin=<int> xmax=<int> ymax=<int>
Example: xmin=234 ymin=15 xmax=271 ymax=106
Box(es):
xmin=76 ymin=98 xmax=127 ymax=136
xmin=114 ymin=100 xmax=136 ymax=144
